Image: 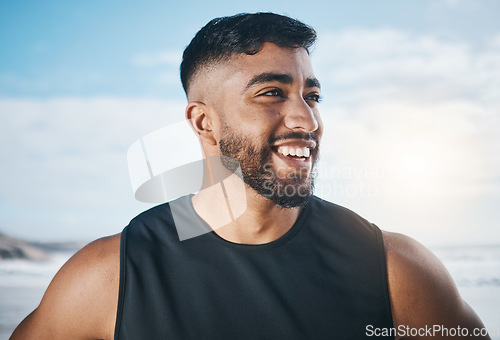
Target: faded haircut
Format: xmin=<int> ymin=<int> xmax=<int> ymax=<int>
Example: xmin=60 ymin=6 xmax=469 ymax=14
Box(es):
xmin=180 ymin=12 xmax=317 ymax=95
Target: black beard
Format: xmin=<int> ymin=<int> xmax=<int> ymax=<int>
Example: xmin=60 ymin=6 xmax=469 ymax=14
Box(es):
xmin=218 ymin=125 xmax=318 ymax=209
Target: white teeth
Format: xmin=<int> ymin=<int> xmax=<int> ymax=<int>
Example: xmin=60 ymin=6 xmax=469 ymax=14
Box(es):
xmin=304 ymin=148 xmax=310 ymax=157
xmin=277 ymin=146 xmax=311 ymax=158
xmin=281 ymin=146 xmax=289 ymax=156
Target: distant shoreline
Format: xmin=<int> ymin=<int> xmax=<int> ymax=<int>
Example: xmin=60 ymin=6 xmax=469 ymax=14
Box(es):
xmin=0 ymin=232 xmax=83 ymax=261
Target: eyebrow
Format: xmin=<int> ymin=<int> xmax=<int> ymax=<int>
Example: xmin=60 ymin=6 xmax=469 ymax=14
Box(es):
xmin=244 ymin=72 xmax=321 ymax=91
xmin=305 ymin=77 xmax=321 ymax=89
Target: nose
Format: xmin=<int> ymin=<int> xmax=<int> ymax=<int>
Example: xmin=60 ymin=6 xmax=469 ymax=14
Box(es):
xmin=283 ymin=97 xmax=320 ymax=133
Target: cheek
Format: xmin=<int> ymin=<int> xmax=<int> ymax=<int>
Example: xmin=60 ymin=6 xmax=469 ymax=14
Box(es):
xmin=220 ymin=98 xmax=284 ymax=139
xmin=250 ymin=107 xmax=283 ymax=135
xmin=234 ymin=113 xmax=280 ymax=137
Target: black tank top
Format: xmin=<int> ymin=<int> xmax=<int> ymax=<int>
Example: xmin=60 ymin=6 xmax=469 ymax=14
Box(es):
xmin=114 ymin=195 xmax=394 ymax=339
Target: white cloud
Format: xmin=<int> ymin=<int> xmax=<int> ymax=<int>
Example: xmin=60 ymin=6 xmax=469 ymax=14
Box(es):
xmin=314 ymin=28 xmax=500 ymax=105
xmin=313 ymin=28 xmax=500 ymax=181
xmin=312 ymin=28 xmax=500 ymax=245
xmin=131 ymin=50 xmax=183 ymax=67
xmin=1 ymin=28 xmax=499 ymax=246
xmin=487 ymin=33 xmax=500 ymax=49
xmin=0 ymin=97 xmax=187 ymax=241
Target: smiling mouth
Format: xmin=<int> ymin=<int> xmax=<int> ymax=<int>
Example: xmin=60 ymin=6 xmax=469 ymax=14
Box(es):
xmin=272 ymin=145 xmax=311 ymax=162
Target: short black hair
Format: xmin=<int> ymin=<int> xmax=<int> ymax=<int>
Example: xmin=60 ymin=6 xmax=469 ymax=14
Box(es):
xmin=180 ymin=12 xmax=317 ymax=94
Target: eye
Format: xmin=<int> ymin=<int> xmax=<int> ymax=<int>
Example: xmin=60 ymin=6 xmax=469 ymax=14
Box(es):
xmin=305 ymin=93 xmax=322 ymax=103
xmin=261 ymin=88 xmax=284 ymax=97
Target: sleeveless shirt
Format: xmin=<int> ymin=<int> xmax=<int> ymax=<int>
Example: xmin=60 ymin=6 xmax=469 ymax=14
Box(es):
xmin=114 ymin=195 xmax=394 ymax=339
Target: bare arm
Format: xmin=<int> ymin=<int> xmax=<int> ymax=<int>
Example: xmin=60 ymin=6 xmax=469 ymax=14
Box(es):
xmin=383 ymin=231 xmax=490 ymax=339
xmin=10 ymin=234 xmax=121 ymax=340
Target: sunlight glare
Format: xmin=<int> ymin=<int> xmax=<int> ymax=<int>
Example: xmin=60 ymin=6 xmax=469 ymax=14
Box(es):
xmin=401 ymin=153 xmax=429 ymax=178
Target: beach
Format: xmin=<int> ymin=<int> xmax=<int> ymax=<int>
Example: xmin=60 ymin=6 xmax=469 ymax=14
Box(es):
xmin=1 ymin=245 xmax=499 ymax=339
xmin=0 ymin=251 xmax=71 ymax=339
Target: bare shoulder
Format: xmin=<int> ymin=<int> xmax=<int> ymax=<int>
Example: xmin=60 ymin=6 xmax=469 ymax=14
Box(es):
xmin=11 ymin=233 xmax=121 ymax=340
xmin=382 ymin=231 xmax=489 ymax=339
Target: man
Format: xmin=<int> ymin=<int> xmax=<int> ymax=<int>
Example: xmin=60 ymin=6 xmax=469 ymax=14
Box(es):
xmin=12 ymin=12 xmax=489 ymax=339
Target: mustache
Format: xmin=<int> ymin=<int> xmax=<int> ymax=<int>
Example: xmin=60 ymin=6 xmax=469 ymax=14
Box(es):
xmin=268 ymin=131 xmax=319 ymax=147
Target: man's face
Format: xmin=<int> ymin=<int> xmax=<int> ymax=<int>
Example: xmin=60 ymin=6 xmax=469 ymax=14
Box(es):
xmin=210 ymin=43 xmax=323 ymax=208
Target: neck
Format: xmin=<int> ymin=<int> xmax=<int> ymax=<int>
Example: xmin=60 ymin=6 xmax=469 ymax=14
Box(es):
xmin=191 ymin=165 xmax=303 ymax=244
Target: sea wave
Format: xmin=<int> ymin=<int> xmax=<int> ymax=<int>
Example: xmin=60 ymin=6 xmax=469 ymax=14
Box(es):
xmin=0 ymin=251 xmax=73 ymax=288
xmin=431 ymin=245 xmax=500 ymax=287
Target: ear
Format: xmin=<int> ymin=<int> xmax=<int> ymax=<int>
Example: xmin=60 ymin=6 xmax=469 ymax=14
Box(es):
xmin=185 ymin=101 xmax=217 ymax=146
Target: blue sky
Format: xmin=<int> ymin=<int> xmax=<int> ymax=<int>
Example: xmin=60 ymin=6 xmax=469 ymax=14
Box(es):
xmin=1 ymin=0 xmax=499 ymax=246
xmin=2 ymin=0 xmax=499 ymax=98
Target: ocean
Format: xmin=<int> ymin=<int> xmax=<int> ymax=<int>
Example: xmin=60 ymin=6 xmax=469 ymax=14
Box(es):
xmin=1 ymin=245 xmax=499 ymax=339
xmin=0 ymin=251 xmax=73 ymax=339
